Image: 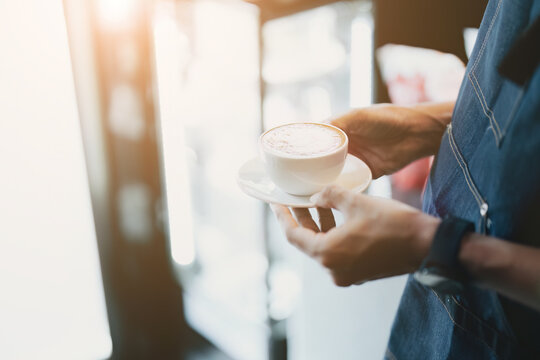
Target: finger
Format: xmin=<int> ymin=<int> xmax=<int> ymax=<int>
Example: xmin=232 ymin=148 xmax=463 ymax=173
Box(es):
xmin=270 ymin=204 xmax=297 ymax=228
xmin=310 ymin=185 xmax=352 ymax=212
xmin=328 ymin=117 xmax=348 ymax=132
xmin=316 ymin=207 xmax=335 ymax=232
xmin=330 ymin=269 xmax=357 ymax=287
xmin=270 ymin=204 xmax=324 ymax=256
xmin=292 ymin=208 xmax=320 ymax=232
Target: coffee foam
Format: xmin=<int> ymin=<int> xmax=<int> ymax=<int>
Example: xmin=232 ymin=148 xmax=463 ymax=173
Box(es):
xmin=262 ymin=123 xmax=344 ymax=157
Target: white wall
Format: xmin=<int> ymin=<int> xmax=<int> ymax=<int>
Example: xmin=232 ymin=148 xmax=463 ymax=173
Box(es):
xmin=288 ymin=259 xmax=406 ymax=360
xmin=0 ymin=1 xmax=111 ymax=358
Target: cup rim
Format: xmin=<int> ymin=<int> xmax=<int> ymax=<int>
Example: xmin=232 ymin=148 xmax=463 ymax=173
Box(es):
xmin=259 ymin=122 xmax=348 ymax=160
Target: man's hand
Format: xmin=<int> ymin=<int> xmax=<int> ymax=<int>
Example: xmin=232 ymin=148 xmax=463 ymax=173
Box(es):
xmin=271 ymin=186 xmax=440 ymax=286
xmin=330 ymin=102 xmax=453 ymax=178
xmin=273 ymin=186 xmax=540 ymax=311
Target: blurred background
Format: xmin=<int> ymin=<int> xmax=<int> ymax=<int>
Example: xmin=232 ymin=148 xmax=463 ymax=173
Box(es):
xmin=0 ymin=0 xmax=487 ymax=359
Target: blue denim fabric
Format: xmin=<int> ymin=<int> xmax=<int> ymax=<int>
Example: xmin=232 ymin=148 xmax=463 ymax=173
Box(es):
xmin=387 ymin=0 xmax=540 ymax=359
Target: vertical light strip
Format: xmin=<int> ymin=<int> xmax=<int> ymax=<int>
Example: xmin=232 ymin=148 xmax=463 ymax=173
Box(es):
xmin=153 ymin=6 xmax=195 ymax=266
xmin=350 ymin=11 xmax=374 ymax=108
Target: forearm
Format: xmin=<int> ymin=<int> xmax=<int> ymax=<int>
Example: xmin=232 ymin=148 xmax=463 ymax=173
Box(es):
xmin=341 ymin=102 xmax=454 ymax=147
xmin=408 ymin=103 xmax=540 ymax=309
xmin=414 ymin=213 xmax=540 ymax=311
xmin=412 ymin=101 xmax=454 ymax=127
xmin=459 ymin=234 xmax=540 ymax=311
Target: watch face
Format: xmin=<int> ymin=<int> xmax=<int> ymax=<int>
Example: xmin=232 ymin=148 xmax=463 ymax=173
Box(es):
xmin=414 ymin=269 xmax=465 ymax=294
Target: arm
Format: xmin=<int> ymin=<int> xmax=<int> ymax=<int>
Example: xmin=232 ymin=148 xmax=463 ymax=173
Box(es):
xmin=331 ymin=101 xmax=454 ymax=178
xmin=459 ymin=234 xmax=540 ymax=312
xmin=414 ymin=214 xmax=540 ymax=311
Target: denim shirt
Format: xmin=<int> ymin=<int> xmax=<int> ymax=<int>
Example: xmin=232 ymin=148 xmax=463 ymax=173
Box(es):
xmin=387 ymin=0 xmax=540 ymax=358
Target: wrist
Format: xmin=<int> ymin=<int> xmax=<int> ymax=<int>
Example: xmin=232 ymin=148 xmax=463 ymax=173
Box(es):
xmin=409 ymin=102 xmax=454 ymax=155
xmin=410 ymin=114 xmax=447 ymax=156
xmin=413 ymin=102 xmax=454 ymax=126
xmin=414 ymin=216 xmax=475 ymax=294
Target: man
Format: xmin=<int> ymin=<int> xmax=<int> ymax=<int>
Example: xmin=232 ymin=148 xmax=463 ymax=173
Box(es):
xmin=272 ymin=0 xmax=540 ymax=358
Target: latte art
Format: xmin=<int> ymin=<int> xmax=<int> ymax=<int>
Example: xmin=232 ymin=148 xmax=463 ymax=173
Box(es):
xmin=262 ymin=123 xmax=345 ymax=157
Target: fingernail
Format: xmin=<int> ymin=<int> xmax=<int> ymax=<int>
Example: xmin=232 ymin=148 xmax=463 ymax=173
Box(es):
xmin=310 ymin=193 xmax=321 ymax=203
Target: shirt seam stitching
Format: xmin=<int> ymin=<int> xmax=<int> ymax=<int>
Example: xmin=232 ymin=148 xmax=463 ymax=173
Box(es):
xmin=469 ymin=0 xmax=504 ymax=146
xmin=450 ymin=295 xmax=511 ymax=340
xmin=471 ymin=0 xmax=503 ymax=73
xmin=447 ymin=127 xmax=485 ymax=207
xmin=471 ymin=72 xmax=503 ymax=143
xmin=431 ymin=289 xmax=500 ymax=358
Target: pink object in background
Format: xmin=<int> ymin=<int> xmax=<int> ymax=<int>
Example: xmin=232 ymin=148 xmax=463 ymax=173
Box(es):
xmin=386 ymin=74 xmax=428 ymax=105
xmin=392 ymin=157 xmax=432 ymax=192
xmin=376 ymin=44 xmax=465 ymax=191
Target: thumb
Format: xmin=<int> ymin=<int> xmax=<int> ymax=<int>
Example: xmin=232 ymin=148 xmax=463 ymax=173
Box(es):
xmin=310 ymin=185 xmax=352 ymax=212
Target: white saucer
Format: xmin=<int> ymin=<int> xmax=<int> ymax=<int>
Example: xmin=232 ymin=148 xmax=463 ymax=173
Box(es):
xmin=237 ymin=154 xmax=372 ymax=208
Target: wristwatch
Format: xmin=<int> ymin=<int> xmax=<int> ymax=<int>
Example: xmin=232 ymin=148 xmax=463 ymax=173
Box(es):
xmin=413 ymin=216 xmax=474 ymax=294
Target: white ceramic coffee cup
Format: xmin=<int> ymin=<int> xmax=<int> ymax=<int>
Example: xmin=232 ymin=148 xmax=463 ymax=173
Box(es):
xmin=259 ymin=123 xmax=348 ymax=196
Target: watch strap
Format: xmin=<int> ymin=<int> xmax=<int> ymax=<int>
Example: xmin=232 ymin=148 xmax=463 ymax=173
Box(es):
xmin=416 ymin=216 xmax=474 ymax=293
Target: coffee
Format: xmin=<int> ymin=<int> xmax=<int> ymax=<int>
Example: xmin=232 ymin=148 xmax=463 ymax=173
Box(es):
xmin=260 ymin=122 xmax=348 ymax=195
xmin=262 ymin=123 xmax=345 ymax=157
